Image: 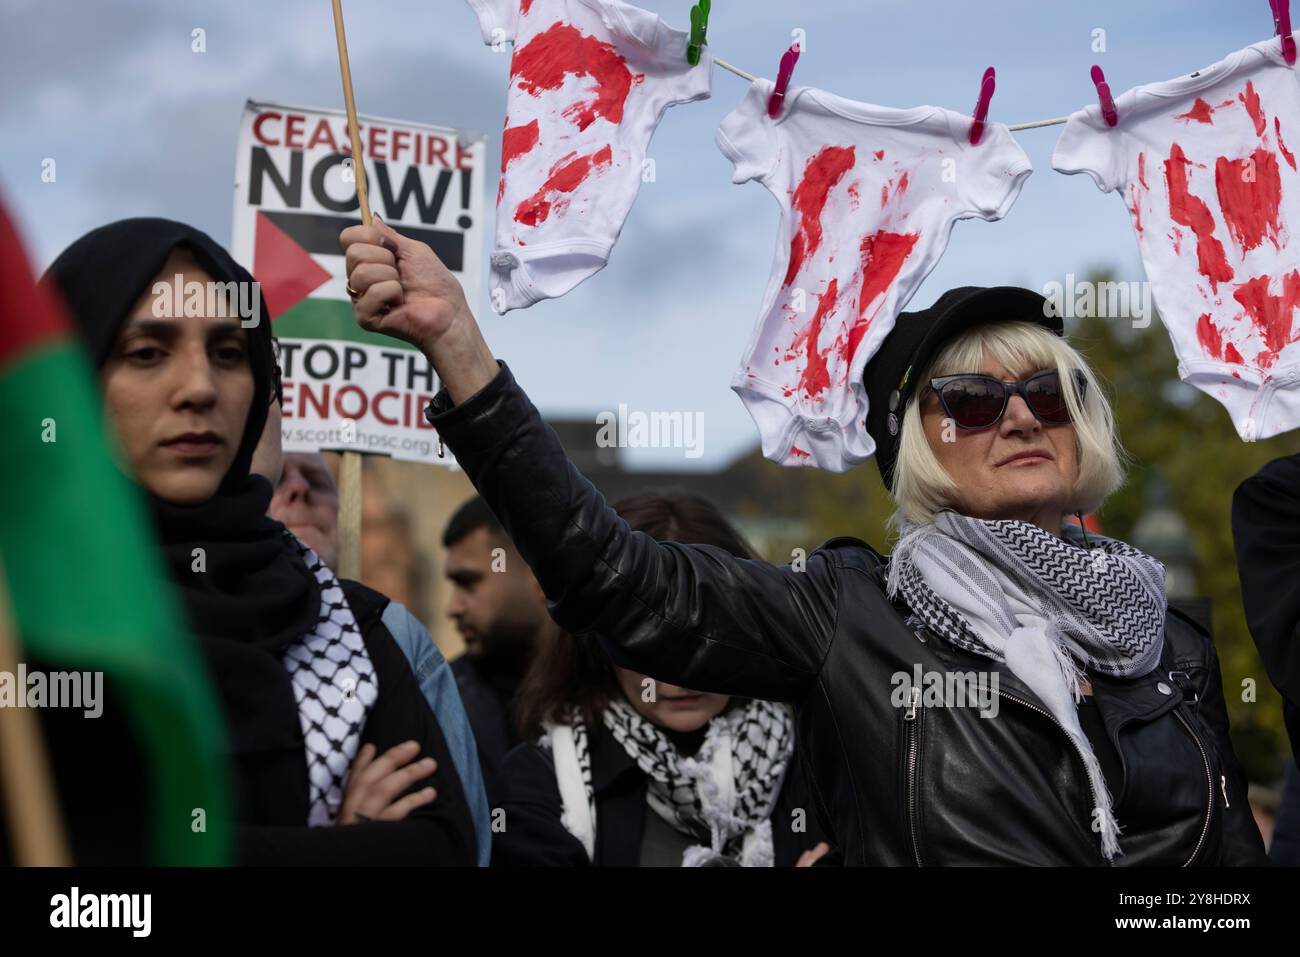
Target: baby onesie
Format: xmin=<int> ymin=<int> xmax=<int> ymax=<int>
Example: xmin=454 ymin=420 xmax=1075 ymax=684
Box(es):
xmin=1053 ymin=33 xmax=1300 ymax=441
xmin=717 ymin=79 xmax=1032 ymax=471
xmin=466 ymin=0 xmax=712 ymax=313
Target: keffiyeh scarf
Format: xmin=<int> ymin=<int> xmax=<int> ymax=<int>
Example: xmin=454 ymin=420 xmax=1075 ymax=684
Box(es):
xmin=545 ymin=696 xmax=794 ymax=866
xmin=886 ymin=510 xmax=1167 ymax=859
xmin=281 ymin=536 xmax=379 ymax=825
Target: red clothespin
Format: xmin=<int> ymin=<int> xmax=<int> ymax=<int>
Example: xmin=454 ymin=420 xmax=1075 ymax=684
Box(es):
xmin=767 ymin=44 xmax=801 ymax=119
xmin=1272 ymin=0 xmax=1297 ymax=65
xmin=1091 ymin=65 xmax=1119 ymax=127
xmin=968 ymin=66 xmax=995 ymax=145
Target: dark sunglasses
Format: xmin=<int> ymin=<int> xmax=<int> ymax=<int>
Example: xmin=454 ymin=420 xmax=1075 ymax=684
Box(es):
xmin=926 ymin=369 xmax=1088 ymax=430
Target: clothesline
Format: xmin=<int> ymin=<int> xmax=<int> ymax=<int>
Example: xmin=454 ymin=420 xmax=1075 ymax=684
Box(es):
xmin=712 ymin=56 xmax=1071 ymax=130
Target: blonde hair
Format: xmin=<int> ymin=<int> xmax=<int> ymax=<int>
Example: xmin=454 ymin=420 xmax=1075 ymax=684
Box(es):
xmin=889 ymin=321 xmax=1125 ymax=528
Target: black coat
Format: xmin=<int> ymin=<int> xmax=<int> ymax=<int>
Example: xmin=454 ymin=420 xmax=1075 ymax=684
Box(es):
xmin=5 ymin=582 xmax=477 ymax=866
xmin=1232 ymin=451 xmax=1300 ymax=763
xmin=427 ymin=361 xmax=1267 ymax=866
xmin=1273 ymin=758 xmax=1300 ymax=866
xmin=451 ymin=654 xmax=520 ymax=809
xmin=492 ymin=719 xmax=829 ymax=866
xmin=232 ymin=581 xmax=476 ymax=864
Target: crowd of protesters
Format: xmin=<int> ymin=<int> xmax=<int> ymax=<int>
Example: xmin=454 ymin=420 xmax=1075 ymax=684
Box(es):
xmin=2 ymin=207 xmax=1299 ymax=866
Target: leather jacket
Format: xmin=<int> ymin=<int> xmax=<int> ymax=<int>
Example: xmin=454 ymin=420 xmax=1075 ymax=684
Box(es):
xmin=427 ymin=361 xmax=1267 ymax=866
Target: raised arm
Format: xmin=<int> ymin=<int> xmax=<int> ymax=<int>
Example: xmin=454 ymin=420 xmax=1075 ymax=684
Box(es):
xmin=339 ymin=222 xmax=840 ymax=702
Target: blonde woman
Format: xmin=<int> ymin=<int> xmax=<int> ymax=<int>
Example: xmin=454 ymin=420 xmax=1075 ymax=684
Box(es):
xmin=343 ymin=218 xmax=1264 ymax=866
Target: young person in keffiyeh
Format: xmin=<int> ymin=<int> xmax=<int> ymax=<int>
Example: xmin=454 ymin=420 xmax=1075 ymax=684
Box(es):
xmin=42 ymin=218 xmax=477 ymax=865
xmin=495 ymin=493 xmax=831 ymax=867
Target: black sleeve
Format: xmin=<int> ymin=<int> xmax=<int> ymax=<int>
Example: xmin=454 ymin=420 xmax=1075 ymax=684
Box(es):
xmin=1194 ymin=633 xmax=1268 ymax=865
xmin=811 ymin=847 xmax=844 ymax=866
xmin=1232 ymin=452 xmax=1300 ymax=763
xmin=770 ymin=740 xmax=834 ymax=866
xmin=1270 ymin=758 xmax=1300 ymax=866
xmin=236 ymin=628 xmax=476 ymax=866
xmin=492 ymin=743 xmax=590 ymax=867
xmin=426 ymin=361 xmax=839 ymax=704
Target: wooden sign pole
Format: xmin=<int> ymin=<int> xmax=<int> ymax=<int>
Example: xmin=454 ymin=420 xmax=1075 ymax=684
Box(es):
xmin=330 ymin=0 xmax=369 ymax=581
xmin=0 ymin=554 xmax=71 ymax=865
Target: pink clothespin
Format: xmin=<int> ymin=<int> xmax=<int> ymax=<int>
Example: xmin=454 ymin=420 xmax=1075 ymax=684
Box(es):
xmin=767 ymin=44 xmax=801 ymax=119
xmin=1091 ymin=65 xmax=1119 ymax=127
xmin=1272 ymin=0 xmax=1297 ymax=65
xmin=968 ymin=66 xmax=995 ymax=145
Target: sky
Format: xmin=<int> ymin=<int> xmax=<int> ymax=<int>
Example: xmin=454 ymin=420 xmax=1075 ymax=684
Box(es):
xmin=0 ymin=0 xmax=1277 ymax=471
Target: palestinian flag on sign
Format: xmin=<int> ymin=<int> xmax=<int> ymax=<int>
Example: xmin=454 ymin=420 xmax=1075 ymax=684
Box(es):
xmin=232 ymin=101 xmax=487 ymax=344
xmin=0 ymin=197 xmax=230 ymax=864
xmin=250 ymin=208 xmax=464 ymax=340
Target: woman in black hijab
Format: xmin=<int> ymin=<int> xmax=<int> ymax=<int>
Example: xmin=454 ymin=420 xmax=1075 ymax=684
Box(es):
xmin=42 ymin=218 xmax=475 ymax=864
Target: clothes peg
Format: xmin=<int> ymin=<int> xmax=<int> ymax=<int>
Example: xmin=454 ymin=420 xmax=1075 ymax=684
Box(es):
xmin=686 ymin=0 xmax=710 ymax=66
xmin=1272 ymin=0 xmax=1297 ymax=65
xmin=767 ymin=44 xmax=801 ymax=119
xmin=1091 ymin=65 xmax=1119 ymax=127
xmin=968 ymin=66 xmax=995 ymax=145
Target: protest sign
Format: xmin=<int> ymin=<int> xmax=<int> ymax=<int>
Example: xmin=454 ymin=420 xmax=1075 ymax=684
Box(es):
xmin=231 ymin=100 xmax=486 ymax=463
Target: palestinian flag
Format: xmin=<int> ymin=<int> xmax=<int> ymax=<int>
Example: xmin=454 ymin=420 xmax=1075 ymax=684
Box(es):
xmin=0 ymin=198 xmax=230 ymax=864
xmin=250 ymin=207 xmax=456 ymax=346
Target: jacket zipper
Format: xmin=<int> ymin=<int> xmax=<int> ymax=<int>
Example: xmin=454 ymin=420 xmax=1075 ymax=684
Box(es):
xmin=903 ymin=686 xmax=923 ymax=866
xmin=1173 ymin=707 xmax=1214 ymax=866
xmin=997 ymin=688 xmax=1111 ymax=865
xmin=1220 ymin=775 xmax=1230 ymax=809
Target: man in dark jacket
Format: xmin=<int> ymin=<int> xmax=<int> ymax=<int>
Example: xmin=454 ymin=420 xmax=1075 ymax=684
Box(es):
xmin=1233 ymin=452 xmax=1300 ymax=763
xmin=443 ymin=496 xmax=557 ymax=806
xmin=1232 ymin=451 xmax=1300 ymax=865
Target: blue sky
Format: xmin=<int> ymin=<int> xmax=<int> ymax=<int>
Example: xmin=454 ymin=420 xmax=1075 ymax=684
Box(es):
xmin=0 ymin=0 xmax=1278 ymax=470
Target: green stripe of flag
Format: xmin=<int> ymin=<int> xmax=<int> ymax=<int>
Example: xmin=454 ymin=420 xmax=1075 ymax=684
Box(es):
xmin=274 ymin=295 xmax=420 ymax=349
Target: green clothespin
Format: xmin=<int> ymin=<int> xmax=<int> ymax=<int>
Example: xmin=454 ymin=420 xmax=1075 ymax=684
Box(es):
xmin=687 ymin=0 xmax=710 ymax=65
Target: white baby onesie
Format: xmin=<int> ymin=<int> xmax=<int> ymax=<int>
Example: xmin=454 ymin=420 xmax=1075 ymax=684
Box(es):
xmin=1052 ymin=33 xmax=1300 ymax=441
xmin=717 ymin=79 xmax=1032 ymax=471
xmin=466 ymin=0 xmax=712 ymax=313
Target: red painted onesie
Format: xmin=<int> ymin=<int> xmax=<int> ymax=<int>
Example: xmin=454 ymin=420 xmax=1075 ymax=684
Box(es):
xmin=718 ymin=79 xmax=1032 ymax=471
xmin=1053 ymin=33 xmax=1300 ymax=442
xmin=466 ymin=0 xmax=711 ymax=313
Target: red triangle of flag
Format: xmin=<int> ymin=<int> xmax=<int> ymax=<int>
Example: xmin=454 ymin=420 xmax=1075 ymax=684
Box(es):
xmin=254 ymin=211 xmax=333 ymax=320
xmin=0 ymin=200 xmax=71 ymax=368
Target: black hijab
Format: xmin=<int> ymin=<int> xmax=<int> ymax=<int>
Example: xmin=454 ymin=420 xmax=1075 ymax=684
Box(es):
xmin=44 ymin=218 xmax=319 ymax=650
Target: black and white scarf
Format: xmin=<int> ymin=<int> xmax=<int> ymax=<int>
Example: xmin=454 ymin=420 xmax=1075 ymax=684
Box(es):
xmin=886 ymin=510 xmax=1167 ymax=860
xmin=544 ymin=696 xmax=794 ymax=866
xmin=280 ymin=536 xmax=378 ymax=825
